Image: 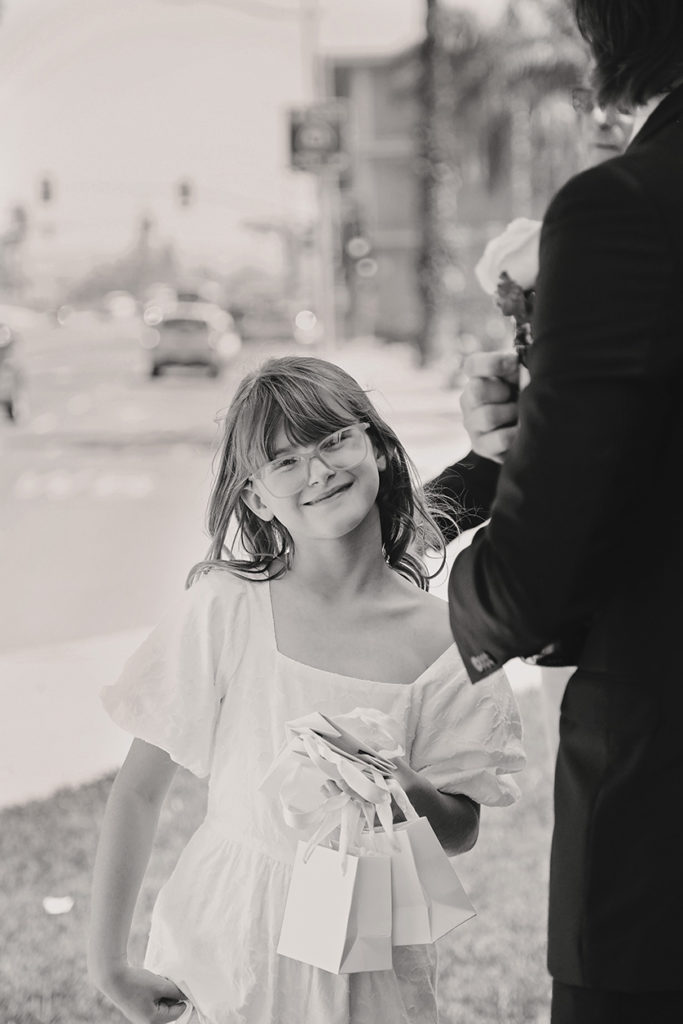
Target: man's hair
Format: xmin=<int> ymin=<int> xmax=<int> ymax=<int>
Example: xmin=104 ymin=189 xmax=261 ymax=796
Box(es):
xmin=573 ymin=0 xmax=683 ymax=107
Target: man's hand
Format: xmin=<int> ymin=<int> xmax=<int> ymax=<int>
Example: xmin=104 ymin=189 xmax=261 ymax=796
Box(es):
xmin=460 ymin=350 xmax=522 ymax=464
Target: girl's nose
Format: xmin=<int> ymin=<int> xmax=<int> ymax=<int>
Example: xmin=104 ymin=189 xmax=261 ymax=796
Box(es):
xmin=306 ymin=454 xmax=334 ymax=485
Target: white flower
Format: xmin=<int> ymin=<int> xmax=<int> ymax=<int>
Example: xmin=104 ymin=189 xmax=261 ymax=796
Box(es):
xmin=474 ymin=217 xmax=542 ymax=294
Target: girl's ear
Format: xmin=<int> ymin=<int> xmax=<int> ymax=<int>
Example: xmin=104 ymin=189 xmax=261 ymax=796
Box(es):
xmin=370 ymin=437 xmax=387 ymax=472
xmin=241 ymin=483 xmax=275 ymax=522
xmin=367 ymin=429 xmax=387 ymax=471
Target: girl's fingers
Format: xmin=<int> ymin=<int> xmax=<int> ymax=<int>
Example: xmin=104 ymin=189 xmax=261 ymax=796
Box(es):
xmin=155 ymin=999 xmax=189 ymax=1022
xmin=156 ymin=975 xmax=188 ymax=1001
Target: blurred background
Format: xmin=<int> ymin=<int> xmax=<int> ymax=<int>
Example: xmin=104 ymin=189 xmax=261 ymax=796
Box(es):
xmin=0 ymin=0 xmax=594 ymax=800
xmin=0 ymin=0 xmax=592 ymax=803
xmin=0 ymin=2 xmax=596 ymax=1019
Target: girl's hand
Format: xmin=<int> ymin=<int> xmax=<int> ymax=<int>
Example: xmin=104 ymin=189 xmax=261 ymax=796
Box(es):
xmin=389 ymin=755 xmax=420 ymax=821
xmin=98 ymin=965 xmax=189 ymax=1024
xmin=390 ymin=754 xmax=419 ymax=794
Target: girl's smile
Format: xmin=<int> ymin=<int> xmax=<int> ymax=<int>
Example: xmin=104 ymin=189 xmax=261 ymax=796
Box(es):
xmin=301 ymin=480 xmax=354 ymax=506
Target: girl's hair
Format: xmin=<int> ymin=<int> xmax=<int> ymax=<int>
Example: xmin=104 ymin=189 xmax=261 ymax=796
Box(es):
xmin=573 ymin=0 xmax=683 ymax=107
xmin=187 ymin=355 xmax=458 ymax=590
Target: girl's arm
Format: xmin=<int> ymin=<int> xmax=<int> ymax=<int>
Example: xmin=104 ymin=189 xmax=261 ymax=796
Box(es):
xmin=392 ymin=757 xmax=480 ymax=857
xmin=88 ymin=738 xmax=188 ymax=1023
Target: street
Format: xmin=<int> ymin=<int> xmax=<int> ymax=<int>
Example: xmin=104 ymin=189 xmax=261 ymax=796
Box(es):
xmin=1 ymin=313 xmax=474 ymax=649
xmin=1 ymin=312 xmax=258 ymax=650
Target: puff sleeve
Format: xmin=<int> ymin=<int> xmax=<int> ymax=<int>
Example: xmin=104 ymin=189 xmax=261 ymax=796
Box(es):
xmin=101 ymin=571 xmax=248 ymax=778
xmin=409 ymin=666 xmax=525 ymax=806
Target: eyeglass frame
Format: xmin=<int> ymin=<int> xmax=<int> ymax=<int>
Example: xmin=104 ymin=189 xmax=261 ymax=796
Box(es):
xmin=571 ymin=86 xmax=596 ymax=114
xmin=247 ymin=421 xmax=372 ymax=497
xmin=570 ymin=86 xmax=633 ymax=119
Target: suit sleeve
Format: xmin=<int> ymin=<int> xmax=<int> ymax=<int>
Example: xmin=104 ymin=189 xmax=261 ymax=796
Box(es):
xmin=448 ymin=161 xmax=677 ymax=681
xmin=426 ymin=450 xmax=500 ymax=543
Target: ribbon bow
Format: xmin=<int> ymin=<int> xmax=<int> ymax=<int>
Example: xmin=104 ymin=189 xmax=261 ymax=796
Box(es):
xmin=275 ymin=725 xmax=416 ymax=871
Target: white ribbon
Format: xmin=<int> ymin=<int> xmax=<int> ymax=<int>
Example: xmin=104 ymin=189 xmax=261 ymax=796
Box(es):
xmin=275 ymin=726 xmax=415 ymax=871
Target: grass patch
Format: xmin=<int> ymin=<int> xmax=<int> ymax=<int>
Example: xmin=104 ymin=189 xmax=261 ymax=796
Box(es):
xmin=0 ymin=689 xmax=553 ymax=1023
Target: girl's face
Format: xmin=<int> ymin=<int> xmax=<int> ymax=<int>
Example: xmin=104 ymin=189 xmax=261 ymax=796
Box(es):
xmin=242 ymin=421 xmax=387 ymax=543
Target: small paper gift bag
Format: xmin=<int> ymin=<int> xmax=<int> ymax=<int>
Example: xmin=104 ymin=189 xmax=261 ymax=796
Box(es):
xmin=365 ymin=817 xmax=476 ymax=945
xmin=277 ymin=840 xmax=393 ymax=974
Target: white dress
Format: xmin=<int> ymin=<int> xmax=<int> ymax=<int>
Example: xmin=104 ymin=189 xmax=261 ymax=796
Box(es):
xmin=102 ymin=570 xmax=525 ymax=1024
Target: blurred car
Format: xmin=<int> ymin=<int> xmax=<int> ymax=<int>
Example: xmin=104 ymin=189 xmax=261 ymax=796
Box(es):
xmin=0 ymin=322 xmax=27 ymax=422
xmin=140 ymin=300 xmax=242 ymax=378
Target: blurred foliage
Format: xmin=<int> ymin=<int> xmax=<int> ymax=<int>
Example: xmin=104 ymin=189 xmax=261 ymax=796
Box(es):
xmin=415 ymin=0 xmax=589 ymax=363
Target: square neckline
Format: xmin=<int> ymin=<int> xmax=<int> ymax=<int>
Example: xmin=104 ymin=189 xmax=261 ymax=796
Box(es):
xmin=262 ymin=578 xmax=456 ymax=687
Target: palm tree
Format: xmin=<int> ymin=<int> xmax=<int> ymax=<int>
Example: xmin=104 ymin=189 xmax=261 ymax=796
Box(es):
xmin=415 ymin=0 xmax=588 ymax=363
xmin=415 ymin=0 xmax=442 ymax=366
xmin=458 ymin=0 xmax=589 ymax=213
xmin=498 ymin=0 xmax=589 ymax=211
xmin=415 ymin=2 xmax=480 ymax=365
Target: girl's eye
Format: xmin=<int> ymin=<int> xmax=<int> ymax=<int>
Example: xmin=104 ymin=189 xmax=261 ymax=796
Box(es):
xmin=321 ymin=431 xmax=346 ymax=451
xmin=273 ymin=456 xmax=299 ymax=472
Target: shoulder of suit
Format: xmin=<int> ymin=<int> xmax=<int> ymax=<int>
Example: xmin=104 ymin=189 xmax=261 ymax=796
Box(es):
xmin=543 ymin=156 xmax=653 ymax=228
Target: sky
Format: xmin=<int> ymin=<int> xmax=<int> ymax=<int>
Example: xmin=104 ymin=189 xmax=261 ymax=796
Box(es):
xmin=0 ymin=0 xmax=507 ymax=285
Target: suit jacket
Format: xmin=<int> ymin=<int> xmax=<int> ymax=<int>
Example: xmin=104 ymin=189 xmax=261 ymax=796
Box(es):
xmin=428 ymin=449 xmax=499 ymax=537
xmin=444 ymin=85 xmax=683 ymax=989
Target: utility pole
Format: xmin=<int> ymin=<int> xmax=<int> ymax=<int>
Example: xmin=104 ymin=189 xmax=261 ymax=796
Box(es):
xmin=299 ymin=0 xmax=339 ymax=353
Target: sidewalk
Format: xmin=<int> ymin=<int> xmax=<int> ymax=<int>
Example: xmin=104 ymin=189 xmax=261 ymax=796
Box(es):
xmin=0 ymin=336 xmax=540 ymax=811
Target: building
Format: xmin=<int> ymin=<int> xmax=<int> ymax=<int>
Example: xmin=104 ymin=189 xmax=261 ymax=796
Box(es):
xmin=328 ymin=41 xmax=583 ymax=350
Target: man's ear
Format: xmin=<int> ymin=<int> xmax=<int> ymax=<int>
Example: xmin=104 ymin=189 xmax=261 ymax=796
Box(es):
xmin=241 ymin=483 xmax=275 ymax=522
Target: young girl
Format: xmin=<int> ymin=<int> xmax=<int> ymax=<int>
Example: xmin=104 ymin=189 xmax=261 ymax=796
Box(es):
xmin=88 ymin=355 xmax=525 ymax=1024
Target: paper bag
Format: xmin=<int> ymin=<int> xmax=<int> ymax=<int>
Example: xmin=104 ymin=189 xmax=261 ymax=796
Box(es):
xmin=277 ymin=841 xmax=393 ymax=974
xmin=365 ymin=817 xmax=476 ymax=945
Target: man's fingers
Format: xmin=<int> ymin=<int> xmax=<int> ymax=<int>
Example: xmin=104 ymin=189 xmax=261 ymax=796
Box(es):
xmin=462 ymin=400 xmax=518 ymax=436
xmin=472 ymin=426 xmax=519 ymax=463
xmin=463 ymin=349 xmax=520 ymax=383
xmin=461 ymin=375 xmax=516 ymax=408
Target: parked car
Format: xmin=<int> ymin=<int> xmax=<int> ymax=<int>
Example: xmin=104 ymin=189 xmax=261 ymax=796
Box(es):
xmin=140 ymin=300 xmax=242 ymax=378
xmin=0 ymin=322 xmax=27 ymax=422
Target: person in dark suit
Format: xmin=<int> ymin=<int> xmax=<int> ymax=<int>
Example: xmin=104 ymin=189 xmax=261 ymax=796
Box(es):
xmin=434 ymin=3 xmax=683 ymax=1021
xmin=431 ymin=94 xmax=637 ymax=767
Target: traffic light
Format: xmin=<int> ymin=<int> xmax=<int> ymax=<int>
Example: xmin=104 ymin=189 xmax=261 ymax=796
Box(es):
xmin=344 ymin=234 xmax=377 ymax=279
xmin=39 ymin=177 xmax=53 ymax=203
xmin=177 ymin=179 xmax=194 ymax=207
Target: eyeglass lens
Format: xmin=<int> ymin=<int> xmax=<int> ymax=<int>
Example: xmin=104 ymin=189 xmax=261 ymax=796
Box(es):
xmin=259 ymin=425 xmax=368 ymax=497
xmin=571 ymin=86 xmax=594 ymax=114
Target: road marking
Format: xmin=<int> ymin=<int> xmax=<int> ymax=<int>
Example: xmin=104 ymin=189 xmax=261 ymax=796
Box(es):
xmin=12 ymin=469 xmax=155 ymax=500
